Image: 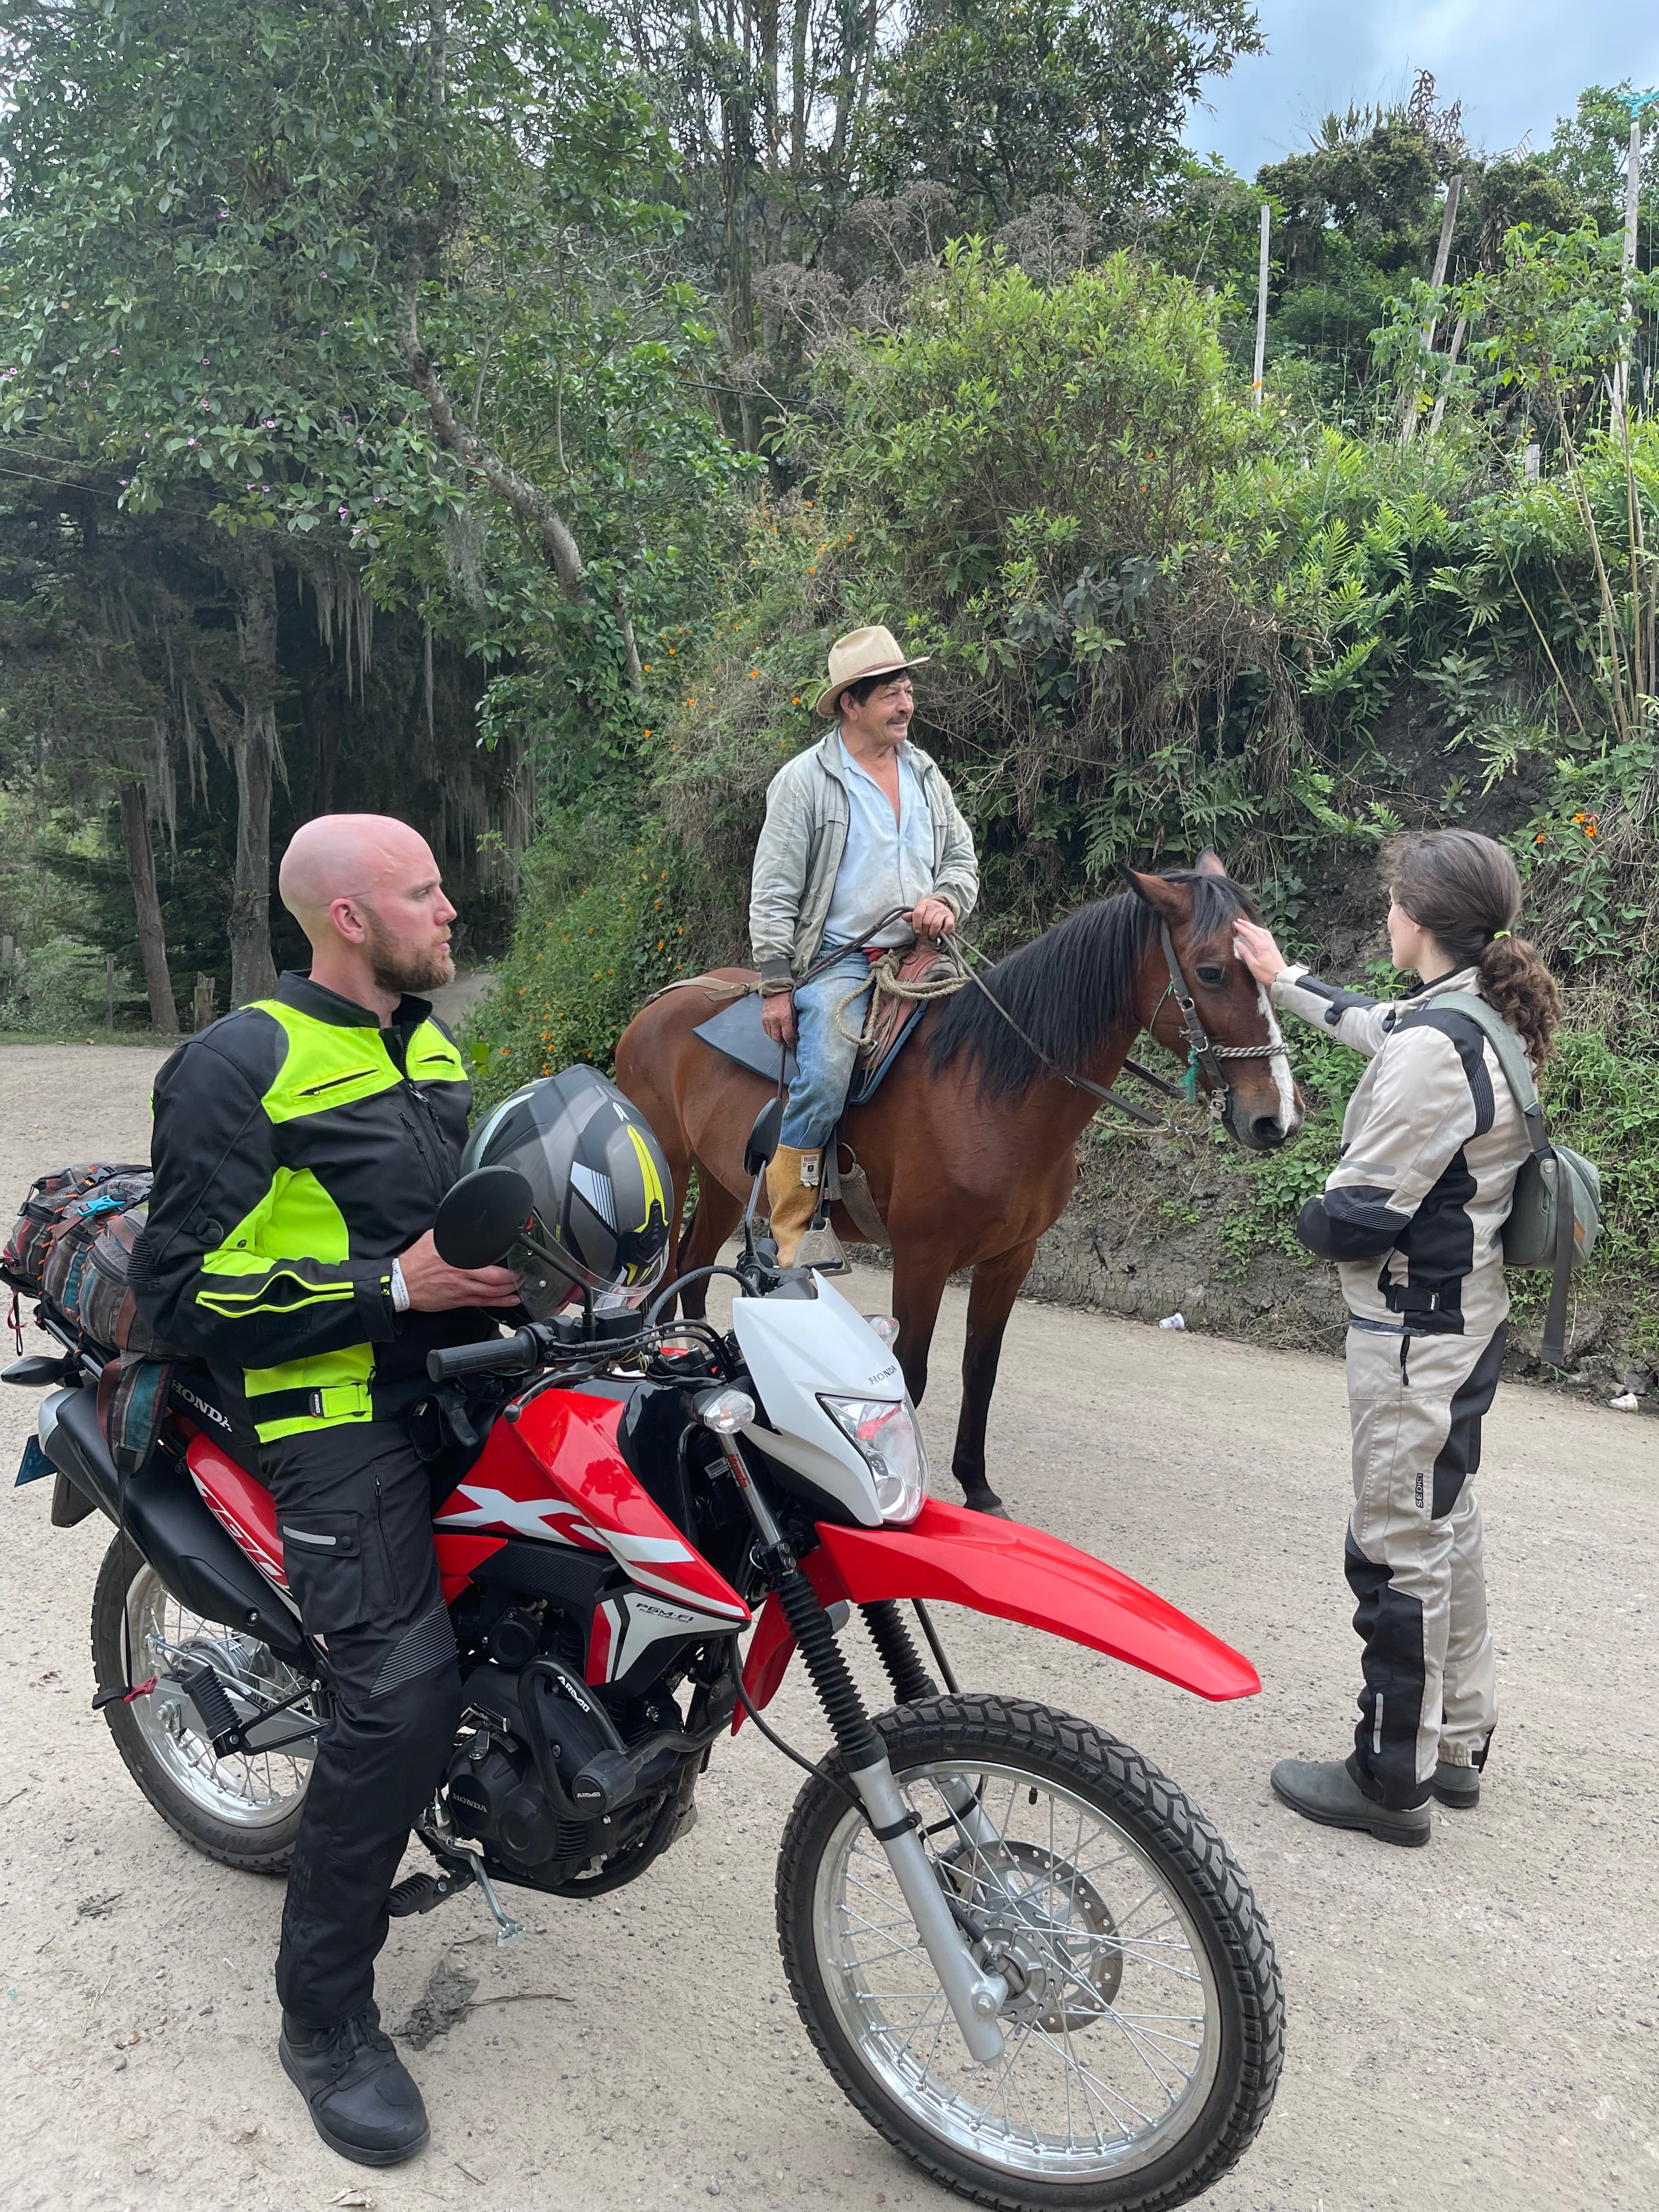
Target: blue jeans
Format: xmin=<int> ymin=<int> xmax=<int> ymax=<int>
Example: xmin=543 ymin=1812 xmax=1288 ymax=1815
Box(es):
xmin=780 ymin=946 xmax=873 ymax=1150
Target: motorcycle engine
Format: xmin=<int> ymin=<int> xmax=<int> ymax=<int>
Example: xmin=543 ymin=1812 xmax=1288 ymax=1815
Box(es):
xmin=445 ymin=1664 xmax=663 ymax=1886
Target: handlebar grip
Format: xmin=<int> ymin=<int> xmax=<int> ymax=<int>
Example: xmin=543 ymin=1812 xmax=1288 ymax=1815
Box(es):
xmin=426 ymin=1329 xmax=537 ymax=1383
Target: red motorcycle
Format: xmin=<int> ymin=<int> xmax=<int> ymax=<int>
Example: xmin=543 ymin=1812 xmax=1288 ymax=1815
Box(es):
xmin=15 ymin=1122 xmax=1282 ymax=2210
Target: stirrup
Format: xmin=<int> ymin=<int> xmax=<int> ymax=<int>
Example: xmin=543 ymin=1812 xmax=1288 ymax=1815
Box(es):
xmin=794 ymin=1215 xmax=848 ymax=1272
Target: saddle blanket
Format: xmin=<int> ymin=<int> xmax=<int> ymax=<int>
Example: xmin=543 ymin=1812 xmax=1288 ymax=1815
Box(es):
xmin=691 ymin=943 xmax=946 ymax=1108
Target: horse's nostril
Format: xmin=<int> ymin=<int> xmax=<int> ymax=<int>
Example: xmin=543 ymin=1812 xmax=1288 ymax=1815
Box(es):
xmin=1249 ymin=1115 xmax=1285 ymax=1148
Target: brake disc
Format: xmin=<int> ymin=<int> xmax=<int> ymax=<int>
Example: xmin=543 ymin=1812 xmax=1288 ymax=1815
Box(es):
xmin=943 ymin=1836 xmax=1124 ymax=2030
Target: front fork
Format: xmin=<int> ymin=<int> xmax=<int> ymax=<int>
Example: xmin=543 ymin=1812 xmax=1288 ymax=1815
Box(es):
xmin=702 ymin=1404 xmax=1008 ymax=2064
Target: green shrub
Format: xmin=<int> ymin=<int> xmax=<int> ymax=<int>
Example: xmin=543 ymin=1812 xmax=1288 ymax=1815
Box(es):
xmin=461 ymin=811 xmax=698 ymax=1112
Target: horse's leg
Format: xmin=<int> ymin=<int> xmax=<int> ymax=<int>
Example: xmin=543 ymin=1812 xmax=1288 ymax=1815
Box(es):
xmin=949 ymin=1239 xmax=1039 ymax=1516
xmin=890 ymin=1245 xmax=952 ymax=1412
xmin=674 ymin=1161 xmax=743 ymax=1323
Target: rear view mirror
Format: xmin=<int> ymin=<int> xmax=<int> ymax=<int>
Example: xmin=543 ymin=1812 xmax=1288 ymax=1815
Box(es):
xmin=743 ymin=1097 xmax=783 ymax=1177
xmin=433 ymin=1166 xmax=534 ymax=1269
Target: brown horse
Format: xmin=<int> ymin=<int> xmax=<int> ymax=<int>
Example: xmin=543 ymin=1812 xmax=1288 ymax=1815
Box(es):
xmin=614 ymin=858 xmax=1304 ymax=1513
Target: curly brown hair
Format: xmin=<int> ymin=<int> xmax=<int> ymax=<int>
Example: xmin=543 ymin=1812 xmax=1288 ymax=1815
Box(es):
xmin=1382 ymin=829 xmax=1561 ymax=1066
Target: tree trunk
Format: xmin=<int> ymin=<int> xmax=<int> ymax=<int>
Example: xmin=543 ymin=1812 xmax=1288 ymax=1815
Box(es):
xmin=116 ymin=780 xmax=179 ymax=1035
xmin=228 ymin=546 xmax=280 ymax=1007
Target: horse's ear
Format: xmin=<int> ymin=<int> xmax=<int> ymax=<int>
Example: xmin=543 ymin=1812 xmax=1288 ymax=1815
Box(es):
xmin=1119 ymin=865 xmax=1189 ymax=922
xmin=1194 ymin=848 xmax=1228 ymax=878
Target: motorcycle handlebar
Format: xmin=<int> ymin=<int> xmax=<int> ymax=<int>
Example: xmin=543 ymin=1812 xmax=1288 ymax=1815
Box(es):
xmin=426 ymin=1329 xmax=539 ymax=1382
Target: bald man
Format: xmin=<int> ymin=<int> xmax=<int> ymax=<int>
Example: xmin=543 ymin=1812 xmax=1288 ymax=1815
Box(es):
xmin=133 ymin=814 xmax=517 ymax=2168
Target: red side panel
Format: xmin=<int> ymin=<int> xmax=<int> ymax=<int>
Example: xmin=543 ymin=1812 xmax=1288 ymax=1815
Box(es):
xmin=185 ymin=1435 xmax=287 ymax=1589
xmin=434 ymin=1532 xmax=509 ymax=1604
xmin=812 ymin=1499 xmax=1259 ymax=1702
xmin=435 ymin=1392 xmax=749 ymax=1627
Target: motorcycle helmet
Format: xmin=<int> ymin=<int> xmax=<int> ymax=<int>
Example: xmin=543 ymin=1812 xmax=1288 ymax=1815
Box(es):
xmin=461 ymin=1065 xmax=673 ymax=1316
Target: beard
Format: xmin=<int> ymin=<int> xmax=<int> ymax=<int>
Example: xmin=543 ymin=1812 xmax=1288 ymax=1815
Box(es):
xmin=363 ymin=907 xmax=455 ymax=996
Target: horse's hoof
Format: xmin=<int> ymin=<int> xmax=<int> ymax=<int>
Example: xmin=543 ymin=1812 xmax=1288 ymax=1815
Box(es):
xmin=961 ymin=1490 xmax=1007 ymax=1518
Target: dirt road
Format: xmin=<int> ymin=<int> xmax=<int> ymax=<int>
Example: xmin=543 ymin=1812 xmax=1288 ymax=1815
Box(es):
xmin=1 ymin=1042 xmax=1654 ymax=2212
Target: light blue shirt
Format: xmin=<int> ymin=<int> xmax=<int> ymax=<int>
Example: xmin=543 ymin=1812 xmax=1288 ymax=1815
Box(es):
xmin=822 ymin=736 xmax=936 ymax=950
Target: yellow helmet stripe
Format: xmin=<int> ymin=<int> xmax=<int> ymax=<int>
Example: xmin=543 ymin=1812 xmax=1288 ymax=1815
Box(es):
xmin=624 ymin=1122 xmax=667 ymax=1232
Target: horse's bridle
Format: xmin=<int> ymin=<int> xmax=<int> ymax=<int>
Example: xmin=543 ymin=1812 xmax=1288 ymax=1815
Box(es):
xmin=1150 ymin=918 xmax=1293 ymax=1114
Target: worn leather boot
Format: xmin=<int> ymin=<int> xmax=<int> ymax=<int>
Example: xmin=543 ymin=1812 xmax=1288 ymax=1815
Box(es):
xmin=1432 ymin=1758 xmax=1481 ymax=1809
xmin=280 ymin=2005 xmax=430 ymax=2166
xmin=1269 ymin=1756 xmax=1431 ymax=1847
xmin=766 ymin=1146 xmax=820 ymax=1267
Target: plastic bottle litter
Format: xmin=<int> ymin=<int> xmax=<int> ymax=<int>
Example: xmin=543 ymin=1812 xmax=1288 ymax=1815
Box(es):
xmin=1609 ymin=1392 xmax=1639 ymax=1412
xmin=1158 ymin=1312 xmax=1186 ymax=1331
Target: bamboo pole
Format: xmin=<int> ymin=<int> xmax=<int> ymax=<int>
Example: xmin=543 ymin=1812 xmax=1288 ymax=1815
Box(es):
xmin=1252 ymin=204 xmax=1269 ymax=409
xmin=1402 ymin=173 xmax=1463 ymax=444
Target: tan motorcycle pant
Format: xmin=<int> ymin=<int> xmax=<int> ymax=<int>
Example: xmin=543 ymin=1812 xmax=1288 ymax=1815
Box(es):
xmin=1342 ymin=1316 xmax=1505 ymax=1809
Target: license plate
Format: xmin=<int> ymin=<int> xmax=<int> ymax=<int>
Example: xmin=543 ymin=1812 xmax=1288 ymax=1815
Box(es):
xmin=14 ymin=1435 xmax=53 ymax=1487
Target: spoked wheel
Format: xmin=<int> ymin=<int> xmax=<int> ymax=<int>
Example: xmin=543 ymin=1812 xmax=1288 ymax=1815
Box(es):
xmin=777 ymin=1697 xmax=1283 ymax=2211
xmin=92 ymin=1536 xmax=315 ymax=1871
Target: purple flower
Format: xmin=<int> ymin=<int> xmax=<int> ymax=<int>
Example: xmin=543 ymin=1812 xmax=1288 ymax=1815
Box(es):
xmin=218 ymin=210 xmax=229 ymax=221
xmin=200 ymin=357 xmax=210 ymax=366
xmin=119 ymin=478 xmax=129 ymax=487
xmin=261 ymin=484 xmax=269 ymax=492
xmin=337 ymin=505 xmax=348 ymax=518
xmin=187 ymin=437 xmax=196 ymax=447
xmin=264 ymin=418 xmax=276 ymax=428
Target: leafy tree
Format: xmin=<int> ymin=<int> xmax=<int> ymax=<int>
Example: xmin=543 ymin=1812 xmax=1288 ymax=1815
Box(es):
xmin=865 ymin=0 xmax=1263 ymax=228
xmin=0 ymin=0 xmax=745 ymax=1001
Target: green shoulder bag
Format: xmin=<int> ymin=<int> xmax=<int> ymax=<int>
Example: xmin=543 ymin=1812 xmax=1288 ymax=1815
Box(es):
xmin=1434 ymin=992 xmax=1601 ymax=1368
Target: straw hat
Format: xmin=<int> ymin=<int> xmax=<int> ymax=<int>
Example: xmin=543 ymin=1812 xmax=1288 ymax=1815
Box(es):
xmin=812 ymin=624 xmax=930 ymax=719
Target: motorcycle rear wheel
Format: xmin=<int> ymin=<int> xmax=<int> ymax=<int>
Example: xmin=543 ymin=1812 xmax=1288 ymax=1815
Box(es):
xmin=776 ymin=1695 xmax=1282 ymax=2212
xmin=91 ymin=1535 xmax=313 ymax=1872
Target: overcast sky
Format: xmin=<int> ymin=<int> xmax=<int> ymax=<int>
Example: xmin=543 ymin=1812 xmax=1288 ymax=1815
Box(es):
xmin=1188 ymin=0 xmax=1659 ymax=177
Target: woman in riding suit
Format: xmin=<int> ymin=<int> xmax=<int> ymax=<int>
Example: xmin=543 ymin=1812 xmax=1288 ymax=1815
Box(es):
xmin=1235 ymin=831 xmax=1561 ymax=1846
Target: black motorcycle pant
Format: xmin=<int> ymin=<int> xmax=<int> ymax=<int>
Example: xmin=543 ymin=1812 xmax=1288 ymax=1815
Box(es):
xmin=261 ymin=1420 xmax=464 ymax=2029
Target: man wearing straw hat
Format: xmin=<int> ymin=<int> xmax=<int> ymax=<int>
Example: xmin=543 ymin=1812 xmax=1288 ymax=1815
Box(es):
xmin=749 ymin=624 xmax=979 ymax=1263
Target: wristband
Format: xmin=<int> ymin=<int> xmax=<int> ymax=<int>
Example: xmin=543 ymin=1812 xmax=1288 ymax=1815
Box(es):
xmin=388 ymin=1257 xmax=411 ymax=1314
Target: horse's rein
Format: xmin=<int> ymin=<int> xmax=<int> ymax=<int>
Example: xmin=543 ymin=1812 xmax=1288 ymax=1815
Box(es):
xmin=961 ymin=918 xmax=1290 ymax=1130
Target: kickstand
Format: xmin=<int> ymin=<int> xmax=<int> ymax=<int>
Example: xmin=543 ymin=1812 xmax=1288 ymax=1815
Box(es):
xmin=470 ymin=1857 xmax=524 ymax=1948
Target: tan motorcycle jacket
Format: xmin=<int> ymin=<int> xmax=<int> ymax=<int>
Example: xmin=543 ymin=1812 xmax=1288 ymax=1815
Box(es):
xmin=1271 ymin=963 xmax=1530 ymax=1338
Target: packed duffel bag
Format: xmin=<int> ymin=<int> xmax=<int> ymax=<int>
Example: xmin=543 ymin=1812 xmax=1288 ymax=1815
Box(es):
xmin=64 ymin=1198 xmax=185 ymax=1360
xmin=38 ymin=1177 xmax=187 ymax=1360
xmin=2 ymin=1161 xmax=147 ymax=1295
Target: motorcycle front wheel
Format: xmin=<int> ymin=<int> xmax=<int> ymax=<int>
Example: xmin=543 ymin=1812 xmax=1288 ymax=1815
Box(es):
xmin=776 ymin=1696 xmax=1282 ymax=2212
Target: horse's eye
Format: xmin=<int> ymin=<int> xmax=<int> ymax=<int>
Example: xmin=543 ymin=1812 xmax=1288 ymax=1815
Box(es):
xmin=1195 ymin=964 xmax=1226 ymax=988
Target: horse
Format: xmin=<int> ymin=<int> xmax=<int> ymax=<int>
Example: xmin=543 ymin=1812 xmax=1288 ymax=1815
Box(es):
xmin=614 ymin=856 xmax=1305 ymax=1513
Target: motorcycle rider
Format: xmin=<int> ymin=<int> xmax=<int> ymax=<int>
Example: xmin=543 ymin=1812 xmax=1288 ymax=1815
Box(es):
xmin=132 ymin=813 xmax=519 ymax=2166
xmin=751 ymin=623 xmax=979 ymax=1262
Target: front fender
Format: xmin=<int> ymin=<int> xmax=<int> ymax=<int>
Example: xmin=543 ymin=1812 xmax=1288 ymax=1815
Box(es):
xmin=736 ymin=1498 xmax=1257 ymax=1728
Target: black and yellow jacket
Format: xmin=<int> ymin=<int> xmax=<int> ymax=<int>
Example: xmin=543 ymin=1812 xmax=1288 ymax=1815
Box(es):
xmin=132 ymin=972 xmax=496 ymax=1448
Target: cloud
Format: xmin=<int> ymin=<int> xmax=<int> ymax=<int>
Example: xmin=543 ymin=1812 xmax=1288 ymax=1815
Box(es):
xmin=1188 ymin=0 xmax=1659 ymax=177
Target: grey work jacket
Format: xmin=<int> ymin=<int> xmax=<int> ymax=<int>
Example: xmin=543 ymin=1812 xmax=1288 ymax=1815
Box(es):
xmin=748 ymin=727 xmax=979 ymax=989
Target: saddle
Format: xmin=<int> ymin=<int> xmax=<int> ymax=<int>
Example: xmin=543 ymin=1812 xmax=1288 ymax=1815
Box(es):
xmin=679 ymin=943 xmax=955 ymax=1250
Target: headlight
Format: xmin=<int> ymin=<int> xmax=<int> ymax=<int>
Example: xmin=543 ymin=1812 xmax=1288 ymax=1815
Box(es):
xmin=818 ymin=1394 xmax=927 ymax=1523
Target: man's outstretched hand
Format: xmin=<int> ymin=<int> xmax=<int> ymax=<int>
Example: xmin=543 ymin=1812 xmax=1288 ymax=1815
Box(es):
xmin=397 ymin=1229 xmax=521 ymax=1312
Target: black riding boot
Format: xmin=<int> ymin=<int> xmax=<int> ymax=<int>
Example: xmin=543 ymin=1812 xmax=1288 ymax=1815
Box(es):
xmin=280 ymin=2005 xmax=430 ymax=2165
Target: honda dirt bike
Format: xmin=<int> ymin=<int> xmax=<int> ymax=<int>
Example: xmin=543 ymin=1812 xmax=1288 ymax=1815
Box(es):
xmin=11 ymin=1104 xmax=1282 ymax=2210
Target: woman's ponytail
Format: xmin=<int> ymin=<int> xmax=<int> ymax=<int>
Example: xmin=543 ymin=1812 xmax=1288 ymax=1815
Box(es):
xmin=1475 ymin=932 xmax=1561 ymax=1068
xmin=1381 ymin=830 xmax=1562 ymax=1066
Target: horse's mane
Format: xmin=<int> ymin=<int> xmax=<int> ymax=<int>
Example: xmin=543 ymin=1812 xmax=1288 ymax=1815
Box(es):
xmin=926 ymin=872 xmax=1254 ymax=1102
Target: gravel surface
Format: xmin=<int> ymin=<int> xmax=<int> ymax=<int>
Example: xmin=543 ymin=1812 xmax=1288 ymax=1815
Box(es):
xmin=1 ymin=1041 xmax=1654 ymax=2212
